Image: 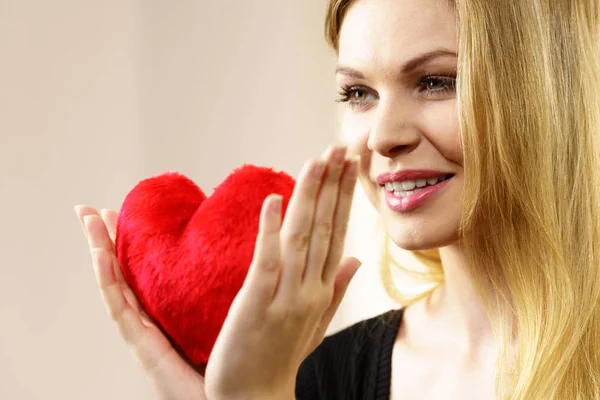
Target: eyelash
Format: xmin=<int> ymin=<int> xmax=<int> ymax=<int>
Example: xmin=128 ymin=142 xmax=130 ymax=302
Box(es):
xmin=336 ymin=73 xmax=457 ymax=106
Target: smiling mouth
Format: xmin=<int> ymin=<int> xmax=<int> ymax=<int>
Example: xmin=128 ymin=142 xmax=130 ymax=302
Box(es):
xmin=381 ymin=174 xmax=454 ymax=198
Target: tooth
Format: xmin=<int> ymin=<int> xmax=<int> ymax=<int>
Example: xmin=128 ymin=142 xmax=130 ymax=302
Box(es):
xmin=393 ymin=182 xmax=404 ymax=192
xmin=414 ymin=188 xmax=423 ymax=193
xmin=395 ymin=191 xmax=407 ymax=198
xmin=401 ymin=180 xmax=416 ymax=190
xmin=416 ymin=179 xmax=427 ymax=188
xmin=426 ymin=177 xmax=439 ymax=185
xmin=385 ymin=182 xmax=394 ymax=191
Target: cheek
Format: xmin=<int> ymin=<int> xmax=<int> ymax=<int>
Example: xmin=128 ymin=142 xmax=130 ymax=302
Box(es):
xmin=340 ymin=114 xmax=380 ymax=204
xmin=420 ymin=100 xmax=462 ymax=164
xmin=340 ymin=112 xmax=371 ymax=157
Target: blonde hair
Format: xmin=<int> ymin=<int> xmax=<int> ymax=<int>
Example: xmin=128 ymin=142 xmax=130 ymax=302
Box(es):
xmin=326 ymin=0 xmax=600 ymax=399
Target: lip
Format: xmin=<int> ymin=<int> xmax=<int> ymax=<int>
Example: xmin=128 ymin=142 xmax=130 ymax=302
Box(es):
xmin=376 ymin=169 xmax=453 ymax=185
xmin=382 ymin=175 xmax=453 ymax=213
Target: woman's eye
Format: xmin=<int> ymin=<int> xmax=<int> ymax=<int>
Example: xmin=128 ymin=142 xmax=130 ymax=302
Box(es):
xmin=349 ymin=89 xmax=368 ymax=102
xmin=336 ymin=86 xmax=375 ymax=110
xmin=419 ymin=76 xmax=456 ymax=95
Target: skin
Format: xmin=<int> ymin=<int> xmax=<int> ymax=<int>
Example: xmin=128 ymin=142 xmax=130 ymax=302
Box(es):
xmin=337 ymin=0 xmax=499 ymax=398
xmin=76 ymin=145 xmax=361 ymax=400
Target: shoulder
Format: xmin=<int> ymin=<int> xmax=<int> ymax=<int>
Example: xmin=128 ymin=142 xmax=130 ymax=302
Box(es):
xmin=295 ymin=308 xmax=403 ymax=400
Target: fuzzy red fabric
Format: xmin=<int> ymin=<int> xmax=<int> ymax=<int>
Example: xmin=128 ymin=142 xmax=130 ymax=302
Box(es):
xmin=115 ymin=165 xmax=295 ymax=365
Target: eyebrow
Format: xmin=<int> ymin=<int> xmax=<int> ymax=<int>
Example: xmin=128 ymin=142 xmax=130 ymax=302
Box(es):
xmin=335 ymin=48 xmax=458 ymax=78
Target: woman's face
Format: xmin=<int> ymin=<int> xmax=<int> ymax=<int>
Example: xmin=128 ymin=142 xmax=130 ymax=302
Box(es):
xmin=337 ymin=0 xmax=461 ymax=250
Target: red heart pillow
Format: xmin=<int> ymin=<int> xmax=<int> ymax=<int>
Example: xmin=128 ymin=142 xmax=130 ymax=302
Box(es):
xmin=115 ymin=165 xmax=296 ymax=365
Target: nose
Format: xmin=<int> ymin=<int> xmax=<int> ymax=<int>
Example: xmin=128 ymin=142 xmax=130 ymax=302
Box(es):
xmin=367 ymin=95 xmax=421 ymax=158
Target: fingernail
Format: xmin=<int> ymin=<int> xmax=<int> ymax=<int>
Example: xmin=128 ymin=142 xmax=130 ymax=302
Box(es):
xmin=271 ymin=195 xmax=283 ymax=214
xmin=346 ymin=155 xmax=360 ymax=175
xmin=333 ymin=146 xmax=347 ymax=164
xmin=313 ymin=160 xmax=326 ymax=178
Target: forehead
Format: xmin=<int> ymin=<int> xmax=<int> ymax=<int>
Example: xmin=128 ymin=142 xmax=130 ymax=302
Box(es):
xmin=338 ymin=0 xmax=457 ymax=70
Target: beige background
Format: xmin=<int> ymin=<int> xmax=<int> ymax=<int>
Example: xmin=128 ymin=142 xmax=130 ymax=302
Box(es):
xmin=0 ymin=1 xmax=401 ymax=399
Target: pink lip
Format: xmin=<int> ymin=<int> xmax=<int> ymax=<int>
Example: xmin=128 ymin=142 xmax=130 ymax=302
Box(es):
xmin=376 ymin=169 xmax=452 ymax=185
xmin=382 ymin=174 xmax=453 ymax=213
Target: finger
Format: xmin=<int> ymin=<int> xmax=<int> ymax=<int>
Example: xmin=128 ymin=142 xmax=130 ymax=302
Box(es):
xmin=302 ymin=146 xmax=347 ymax=283
xmin=100 ymin=208 xmax=118 ymax=243
xmin=75 ymin=205 xmax=100 ymax=239
xmin=81 ymin=208 xmax=179 ymax=378
xmin=275 ymin=158 xmax=327 ymax=298
xmin=100 ymin=209 xmax=124 ymax=281
xmin=243 ymin=194 xmax=283 ymax=306
xmin=123 ymin=283 xmax=144 ymax=316
xmin=83 ymin=214 xmax=114 ymax=252
xmin=308 ymin=257 xmax=361 ymax=354
xmin=322 ymin=156 xmax=359 ymax=283
xmin=84 ymin=214 xmax=125 ymax=282
xmin=91 ymin=247 xmax=147 ymax=346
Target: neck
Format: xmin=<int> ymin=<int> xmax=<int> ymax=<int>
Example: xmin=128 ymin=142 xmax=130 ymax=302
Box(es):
xmin=404 ymin=243 xmax=499 ymax=358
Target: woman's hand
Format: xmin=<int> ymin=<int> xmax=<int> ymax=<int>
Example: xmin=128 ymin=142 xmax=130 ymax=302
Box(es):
xmin=204 ymin=145 xmax=361 ymax=400
xmin=76 ymin=144 xmax=360 ymax=400
xmin=75 ymin=206 xmax=207 ymax=400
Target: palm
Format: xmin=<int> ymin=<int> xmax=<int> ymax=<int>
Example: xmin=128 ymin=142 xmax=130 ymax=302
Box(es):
xmin=129 ymin=312 xmax=205 ymax=400
xmin=76 ymin=206 xmax=206 ymax=400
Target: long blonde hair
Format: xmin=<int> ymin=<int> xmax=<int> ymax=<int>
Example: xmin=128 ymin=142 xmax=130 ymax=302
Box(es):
xmin=326 ymin=0 xmax=600 ymax=399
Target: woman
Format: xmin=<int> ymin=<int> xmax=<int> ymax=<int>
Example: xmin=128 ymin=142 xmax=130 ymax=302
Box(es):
xmin=75 ymin=0 xmax=600 ymax=398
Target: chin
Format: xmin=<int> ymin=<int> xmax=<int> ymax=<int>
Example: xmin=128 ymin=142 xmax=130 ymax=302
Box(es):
xmin=377 ymin=198 xmax=462 ymax=251
xmin=362 ymin=175 xmax=463 ymax=251
xmin=386 ymin=222 xmax=458 ymax=251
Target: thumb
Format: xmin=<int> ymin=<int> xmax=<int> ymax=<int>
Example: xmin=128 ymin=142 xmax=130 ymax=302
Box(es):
xmin=307 ymin=257 xmax=362 ymax=353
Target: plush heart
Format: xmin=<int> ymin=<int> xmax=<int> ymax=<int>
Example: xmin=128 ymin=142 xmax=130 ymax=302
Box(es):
xmin=115 ymin=165 xmax=296 ymax=365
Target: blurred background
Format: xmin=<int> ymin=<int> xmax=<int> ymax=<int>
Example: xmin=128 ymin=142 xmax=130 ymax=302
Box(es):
xmin=0 ymin=1 xmax=404 ymax=399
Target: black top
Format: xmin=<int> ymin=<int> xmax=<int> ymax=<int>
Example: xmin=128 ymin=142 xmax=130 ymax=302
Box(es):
xmin=295 ymin=308 xmax=404 ymax=400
